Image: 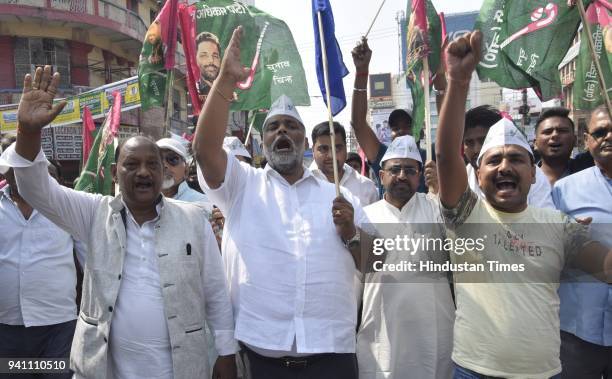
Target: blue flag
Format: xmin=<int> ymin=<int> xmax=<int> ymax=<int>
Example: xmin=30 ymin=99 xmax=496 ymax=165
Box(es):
xmin=312 ymin=0 xmax=349 ymax=116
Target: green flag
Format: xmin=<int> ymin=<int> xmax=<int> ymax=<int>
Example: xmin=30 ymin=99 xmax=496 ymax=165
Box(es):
xmin=138 ymin=0 xmax=178 ymax=110
xmin=180 ymin=0 xmax=310 ymax=115
xmin=404 ymin=0 xmax=442 ymax=140
xmin=249 ymin=111 xmax=268 ymax=134
xmin=476 ymin=0 xmax=581 ymax=100
xmin=574 ymin=0 xmax=612 ymax=110
xmin=74 ymin=92 xmax=122 ymax=195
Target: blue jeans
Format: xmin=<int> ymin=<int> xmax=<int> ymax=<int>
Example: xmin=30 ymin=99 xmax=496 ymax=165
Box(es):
xmin=453 ymin=364 xmax=561 ymax=379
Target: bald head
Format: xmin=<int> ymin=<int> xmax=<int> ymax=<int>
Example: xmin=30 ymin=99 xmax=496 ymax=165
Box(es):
xmin=115 ymin=136 xmax=161 ymax=163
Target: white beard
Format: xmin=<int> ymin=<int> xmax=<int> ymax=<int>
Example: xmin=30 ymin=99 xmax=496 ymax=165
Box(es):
xmin=263 ymin=143 xmax=304 ymax=175
xmin=161 ymin=177 xmax=175 ymax=190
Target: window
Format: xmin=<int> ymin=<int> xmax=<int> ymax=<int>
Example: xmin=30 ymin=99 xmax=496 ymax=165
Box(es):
xmin=14 ymin=38 xmax=71 ymax=88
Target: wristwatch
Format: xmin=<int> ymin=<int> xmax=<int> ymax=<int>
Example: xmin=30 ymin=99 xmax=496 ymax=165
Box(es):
xmin=343 ymin=231 xmax=361 ymax=249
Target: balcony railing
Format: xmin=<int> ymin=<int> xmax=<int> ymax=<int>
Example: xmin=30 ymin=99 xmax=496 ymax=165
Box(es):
xmin=0 ymin=0 xmax=147 ymax=39
xmin=99 ymin=0 xmax=147 ymax=37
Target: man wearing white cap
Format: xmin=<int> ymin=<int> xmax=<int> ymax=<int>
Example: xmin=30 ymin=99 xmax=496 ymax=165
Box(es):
xmin=462 ymin=106 xmax=555 ymax=209
xmin=193 ymin=27 xmax=365 ymax=379
xmin=0 ymin=145 xmax=78 ymax=379
xmin=157 ymin=137 xmax=212 ymax=206
xmin=310 ymin=121 xmax=378 ymax=206
xmin=356 ymin=135 xmax=454 ymax=379
xmin=436 ymin=31 xmax=612 ymax=379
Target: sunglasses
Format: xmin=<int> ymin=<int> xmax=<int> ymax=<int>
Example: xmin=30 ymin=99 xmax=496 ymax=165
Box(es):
xmin=385 ymin=165 xmax=419 ymax=177
xmin=163 ymin=153 xmax=184 ymax=167
xmin=588 ymin=127 xmax=612 ymax=141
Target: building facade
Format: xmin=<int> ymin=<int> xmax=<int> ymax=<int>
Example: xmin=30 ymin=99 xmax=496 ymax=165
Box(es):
xmin=0 ymin=0 xmax=190 ymax=181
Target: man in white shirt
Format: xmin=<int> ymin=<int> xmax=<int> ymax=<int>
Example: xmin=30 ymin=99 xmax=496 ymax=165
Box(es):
xmin=436 ymin=31 xmax=611 ymax=379
xmin=192 ymin=27 xmax=364 ymax=379
xmin=357 ymin=135 xmax=454 ymax=379
xmin=5 ymin=65 xmax=238 ymax=379
xmin=0 ymin=157 xmax=78 ymax=379
xmin=310 ymin=121 xmax=378 ymax=206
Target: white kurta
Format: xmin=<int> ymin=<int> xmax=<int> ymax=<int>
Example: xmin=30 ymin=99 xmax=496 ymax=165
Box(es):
xmin=357 ymin=194 xmax=455 ymax=379
xmin=310 ymin=162 xmax=379 ymax=206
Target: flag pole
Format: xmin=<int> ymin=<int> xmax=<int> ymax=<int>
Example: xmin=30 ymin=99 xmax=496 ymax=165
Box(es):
xmin=244 ymin=112 xmax=256 ymax=147
xmin=317 ymin=10 xmax=341 ymax=197
xmin=576 ymin=0 xmax=612 ymax=117
xmin=422 ymin=56 xmax=432 ymax=162
xmin=365 ymin=0 xmax=387 ymax=38
xmin=163 ymin=69 xmax=175 ymax=137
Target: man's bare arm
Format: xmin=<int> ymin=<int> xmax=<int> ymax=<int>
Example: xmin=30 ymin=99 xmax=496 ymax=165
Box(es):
xmin=350 ymin=37 xmax=381 ymax=162
xmin=573 ymin=242 xmax=612 ymax=283
xmin=436 ymin=31 xmax=481 ymax=209
xmin=192 ymin=26 xmax=250 ymax=189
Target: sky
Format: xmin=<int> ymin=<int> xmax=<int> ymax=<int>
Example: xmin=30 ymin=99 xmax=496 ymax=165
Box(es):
xmin=253 ymin=0 xmax=484 ymax=141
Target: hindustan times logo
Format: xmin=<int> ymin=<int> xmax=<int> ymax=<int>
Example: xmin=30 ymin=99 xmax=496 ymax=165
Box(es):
xmin=372 ymin=235 xmax=487 ymax=256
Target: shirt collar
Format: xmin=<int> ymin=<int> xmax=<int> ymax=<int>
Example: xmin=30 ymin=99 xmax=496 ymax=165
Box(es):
xmin=0 ymin=185 xmax=40 ymax=218
xmin=308 ymin=161 xmax=350 ymax=185
xmin=382 ymin=191 xmax=419 ymax=216
xmin=175 ymin=180 xmax=190 ymax=199
xmin=112 ymin=193 xmax=164 ymax=224
xmin=264 ymin=163 xmax=319 ymax=187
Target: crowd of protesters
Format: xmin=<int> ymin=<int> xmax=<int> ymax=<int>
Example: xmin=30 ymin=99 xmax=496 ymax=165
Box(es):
xmin=0 ymin=28 xmax=610 ymax=379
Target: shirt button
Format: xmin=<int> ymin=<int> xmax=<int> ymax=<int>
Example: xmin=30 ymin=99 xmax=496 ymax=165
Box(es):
xmin=103 ymin=337 xmax=108 ymax=343
xmin=118 ymin=274 xmax=122 ymax=280
xmin=108 ymin=306 xmax=113 ymax=312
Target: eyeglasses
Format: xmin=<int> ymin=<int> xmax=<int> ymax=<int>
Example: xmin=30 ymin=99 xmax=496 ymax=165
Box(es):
xmin=588 ymin=127 xmax=612 ymax=141
xmin=385 ymin=165 xmax=419 ymax=177
xmin=163 ymin=153 xmax=183 ymax=167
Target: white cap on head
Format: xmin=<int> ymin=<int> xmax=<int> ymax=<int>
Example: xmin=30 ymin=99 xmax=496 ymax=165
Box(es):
xmin=381 ymin=135 xmax=422 ymax=165
xmin=263 ymin=95 xmax=304 ymax=130
xmin=156 ymin=138 xmax=188 ymax=161
xmin=477 ymin=118 xmax=533 ymax=166
xmin=223 ymin=136 xmax=251 ymax=159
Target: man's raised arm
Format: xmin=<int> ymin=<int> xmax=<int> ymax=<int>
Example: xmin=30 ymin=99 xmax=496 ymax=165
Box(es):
xmin=192 ymin=26 xmax=250 ymax=189
xmin=15 ymin=66 xmax=66 ymax=160
xmin=10 ymin=65 xmax=101 ymax=243
xmin=350 ymin=37 xmax=381 ymax=162
xmin=436 ymin=31 xmax=481 ymax=209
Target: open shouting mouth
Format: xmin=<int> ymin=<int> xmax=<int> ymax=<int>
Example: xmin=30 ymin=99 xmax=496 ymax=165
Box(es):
xmin=273 ymin=136 xmax=294 ymax=152
xmin=494 ymin=175 xmax=518 ymax=196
